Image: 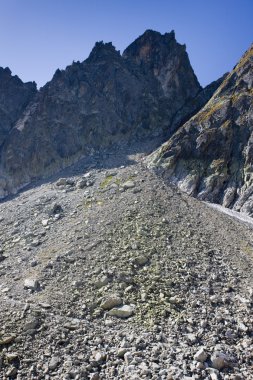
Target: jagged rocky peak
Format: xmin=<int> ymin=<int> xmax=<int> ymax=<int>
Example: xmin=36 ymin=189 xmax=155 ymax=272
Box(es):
xmin=0 ymin=67 xmax=37 ymax=101
xmin=123 ymin=29 xmax=201 ymax=100
xmin=148 ymin=44 xmax=253 ymax=215
xmin=0 ymin=67 xmax=37 ymax=146
xmin=48 ymin=41 xmax=121 ymax=89
xmin=87 ymin=41 xmax=121 ymax=62
xmin=123 ymin=29 xmax=177 ymax=68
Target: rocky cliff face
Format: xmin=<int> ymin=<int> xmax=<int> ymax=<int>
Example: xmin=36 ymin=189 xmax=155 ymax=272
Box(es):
xmin=0 ymin=67 xmax=36 ymax=147
xmin=123 ymin=30 xmax=201 ymax=110
xmin=148 ymin=44 xmax=253 ymax=214
xmin=0 ymin=30 xmax=213 ymax=198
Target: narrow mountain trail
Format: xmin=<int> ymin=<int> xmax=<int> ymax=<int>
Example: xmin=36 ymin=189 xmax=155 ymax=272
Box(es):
xmin=0 ymin=148 xmax=252 ymax=379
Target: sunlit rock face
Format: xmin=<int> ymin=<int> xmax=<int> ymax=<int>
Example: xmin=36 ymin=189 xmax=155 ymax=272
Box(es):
xmin=148 ymin=44 xmax=253 ymax=215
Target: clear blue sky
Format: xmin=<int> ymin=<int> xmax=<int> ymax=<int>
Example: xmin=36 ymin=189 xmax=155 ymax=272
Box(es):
xmin=0 ymin=0 xmax=252 ymax=88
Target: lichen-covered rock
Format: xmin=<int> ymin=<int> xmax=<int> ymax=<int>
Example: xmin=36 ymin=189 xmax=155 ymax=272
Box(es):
xmin=148 ymin=44 xmax=253 ymax=215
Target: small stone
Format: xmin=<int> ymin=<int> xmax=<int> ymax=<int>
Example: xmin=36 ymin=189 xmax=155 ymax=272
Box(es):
xmin=122 ymin=180 xmax=135 ymax=190
xmin=23 ymin=318 xmax=39 ymax=331
xmin=31 ymin=239 xmax=40 ymax=247
xmin=6 ymin=366 xmax=18 ymax=377
xmin=24 ymin=278 xmax=40 ymax=290
xmin=238 ymin=322 xmax=248 ymax=332
xmin=124 ymin=351 xmax=133 ymax=364
xmin=77 ymin=178 xmax=87 ymax=189
xmin=72 ymin=280 xmax=83 ymax=288
xmin=101 ymin=295 xmax=122 ymax=310
xmin=31 ymin=260 xmax=38 ymax=267
xmin=196 ymin=362 xmax=205 ymax=370
xmin=211 ymin=351 xmax=234 ymax=370
xmin=0 ymin=336 xmax=15 ymax=345
xmin=108 ymin=305 xmax=134 ymax=318
xmin=39 ymin=303 xmax=51 ymax=309
xmin=169 ymin=296 xmax=184 ymax=304
xmin=210 ymin=373 xmax=219 ymax=380
xmin=206 ymin=368 xmax=220 ymax=376
xmin=187 ymin=333 xmax=197 ymax=343
xmin=48 ymin=203 xmax=63 ymax=216
xmin=5 ymin=352 xmax=19 ymax=361
xmin=56 ymin=178 xmax=68 ymax=186
xmin=210 ymin=295 xmax=220 ymax=303
xmin=104 ymin=319 xmax=114 ymax=327
xmin=2 ymin=287 xmax=10 ymax=293
xmin=48 ymin=356 xmax=60 ymax=370
xmin=13 ymin=236 xmax=21 ymax=243
xmin=135 ymin=255 xmax=149 ymax=266
xmin=94 ymin=275 xmax=110 ymax=289
xmin=90 ymin=373 xmax=100 ymax=380
xmin=194 ymin=347 xmax=208 ymax=363
xmin=94 ymin=352 xmax=106 ymax=362
xmin=117 ymin=348 xmax=128 ymax=358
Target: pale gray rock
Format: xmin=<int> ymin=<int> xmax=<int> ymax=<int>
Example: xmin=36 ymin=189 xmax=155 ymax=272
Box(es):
xmin=211 ymin=351 xmax=235 ymax=370
xmin=94 ymin=275 xmax=110 ymax=289
xmin=122 ymin=180 xmax=135 ymax=190
xmin=23 ymin=318 xmax=39 ymax=331
xmin=194 ymin=347 xmax=208 ymax=363
xmin=24 ymin=278 xmax=40 ymax=290
xmin=48 ymin=356 xmax=60 ymax=370
xmin=108 ymin=305 xmax=135 ymax=318
xmin=101 ymin=295 xmax=123 ymax=310
xmin=77 ymin=178 xmax=87 ymax=189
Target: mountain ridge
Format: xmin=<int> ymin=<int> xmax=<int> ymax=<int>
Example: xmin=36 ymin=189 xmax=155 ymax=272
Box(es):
xmin=0 ymin=29 xmax=220 ymax=199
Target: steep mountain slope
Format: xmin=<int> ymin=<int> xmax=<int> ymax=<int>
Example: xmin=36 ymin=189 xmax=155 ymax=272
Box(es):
xmin=0 ymin=67 xmax=36 ymax=147
xmin=148 ymin=44 xmax=253 ymax=215
xmin=0 ymin=30 xmax=219 ymax=199
xmin=0 ymin=147 xmax=252 ymax=379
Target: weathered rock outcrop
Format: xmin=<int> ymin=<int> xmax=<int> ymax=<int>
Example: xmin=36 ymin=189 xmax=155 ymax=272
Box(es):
xmin=0 ymin=30 xmax=213 ymax=198
xmin=148 ymin=44 xmax=253 ymax=214
xmin=0 ymin=67 xmax=36 ymax=147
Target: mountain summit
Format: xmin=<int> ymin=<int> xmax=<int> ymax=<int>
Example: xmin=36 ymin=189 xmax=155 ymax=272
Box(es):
xmin=123 ymin=30 xmax=201 ymax=102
